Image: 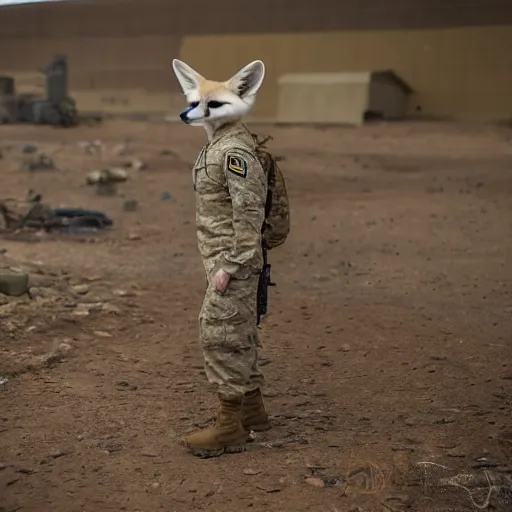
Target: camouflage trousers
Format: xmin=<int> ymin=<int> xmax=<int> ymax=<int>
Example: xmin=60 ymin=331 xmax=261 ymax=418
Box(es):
xmin=199 ymin=272 xmax=264 ymax=399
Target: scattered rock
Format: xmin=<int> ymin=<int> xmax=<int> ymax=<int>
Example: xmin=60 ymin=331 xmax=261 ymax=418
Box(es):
xmin=113 ymin=289 xmax=135 ymax=297
xmin=127 ymin=158 xmax=145 ymax=171
xmin=16 ymin=467 xmax=35 ymax=475
xmin=58 ymin=342 xmax=72 ymax=354
xmin=141 ymin=452 xmax=158 ymax=458
xmin=22 ymin=144 xmax=38 ymax=154
xmin=160 ymin=149 xmax=178 ymax=157
xmin=29 ymin=287 xmax=57 ymax=300
xmin=79 ymin=140 xmax=102 ymax=155
xmin=86 ymin=168 xmax=127 ymax=185
xmin=305 ymin=477 xmax=325 ymax=488
xmin=93 ymin=330 xmax=112 ymax=338
xmin=0 ymin=271 xmax=29 ymax=296
xmin=71 ymin=284 xmax=90 ymax=295
xmin=50 ymin=450 xmax=68 ymax=459
xmin=243 ymin=468 xmax=262 ymax=476
xmin=0 ymin=376 xmax=8 ymax=386
xmin=256 ymin=485 xmax=282 ymax=493
xmin=160 ymin=192 xmax=172 ymax=201
xmin=72 ymin=307 xmax=90 ymax=317
xmin=434 ymin=417 xmax=456 ymax=425
xmin=123 ymin=199 xmax=138 ymax=212
xmin=22 ymin=153 xmax=56 ymax=172
xmin=447 ymin=448 xmax=466 ymax=458
xmin=96 ymin=182 xmax=118 ymax=196
xmin=128 ymin=233 xmax=141 ymax=241
xmin=430 ymin=355 xmax=447 ymax=361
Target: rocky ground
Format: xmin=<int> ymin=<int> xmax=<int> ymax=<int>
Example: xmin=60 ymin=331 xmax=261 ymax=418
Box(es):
xmin=0 ymin=119 xmax=511 ymax=512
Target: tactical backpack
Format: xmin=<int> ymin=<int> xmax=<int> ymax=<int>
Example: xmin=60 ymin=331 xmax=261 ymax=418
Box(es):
xmin=251 ymin=133 xmax=291 ymax=250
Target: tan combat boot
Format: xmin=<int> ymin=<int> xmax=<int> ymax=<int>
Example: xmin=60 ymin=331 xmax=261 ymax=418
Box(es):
xmin=242 ymin=388 xmax=271 ymax=432
xmin=183 ymin=395 xmax=248 ymax=458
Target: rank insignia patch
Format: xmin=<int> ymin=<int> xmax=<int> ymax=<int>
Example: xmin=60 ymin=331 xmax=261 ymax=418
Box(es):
xmin=226 ymin=154 xmax=247 ymax=178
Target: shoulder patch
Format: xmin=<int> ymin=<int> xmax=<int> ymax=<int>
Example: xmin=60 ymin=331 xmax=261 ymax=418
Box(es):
xmin=226 ymin=153 xmax=248 ymax=178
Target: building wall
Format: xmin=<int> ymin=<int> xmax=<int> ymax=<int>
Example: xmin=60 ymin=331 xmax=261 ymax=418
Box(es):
xmin=181 ymin=25 xmax=512 ymax=121
xmin=0 ymin=0 xmax=511 ymax=120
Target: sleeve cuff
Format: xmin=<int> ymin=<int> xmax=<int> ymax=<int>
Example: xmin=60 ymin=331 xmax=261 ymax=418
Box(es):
xmin=216 ymin=255 xmax=254 ymax=279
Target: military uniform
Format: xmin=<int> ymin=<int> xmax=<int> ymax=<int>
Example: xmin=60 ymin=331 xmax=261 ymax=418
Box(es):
xmin=193 ymin=121 xmax=267 ymax=398
xmin=184 ymin=122 xmax=271 ymax=457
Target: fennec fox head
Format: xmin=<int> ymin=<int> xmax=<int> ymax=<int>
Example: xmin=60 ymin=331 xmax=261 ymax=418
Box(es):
xmin=172 ymin=59 xmax=265 ymax=129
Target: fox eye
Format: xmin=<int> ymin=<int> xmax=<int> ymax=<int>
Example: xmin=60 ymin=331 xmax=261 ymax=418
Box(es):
xmin=189 ymin=101 xmax=199 ymax=108
xmin=207 ymin=101 xmax=228 ymax=109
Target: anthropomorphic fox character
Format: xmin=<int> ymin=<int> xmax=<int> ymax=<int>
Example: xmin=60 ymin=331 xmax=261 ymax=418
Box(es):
xmin=172 ymin=59 xmax=265 ymax=139
xmin=172 ymin=59 xmax=290 ymax=458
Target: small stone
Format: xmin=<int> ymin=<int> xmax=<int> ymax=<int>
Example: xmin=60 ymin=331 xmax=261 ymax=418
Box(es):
xmin=129 ymin=159 xmax=145 ymax=171
xmin=72 ymin=307 xmax=90 ymax=317
xmin=151 ymin=482 xmax=160 ymax=489
xmin=305 ymin=477 xmax=325 ymax=488
xmin=430 ymin=355 xmax=447 ymax=361
xmin=447 ymin=449 xmax=466 ymax=458
xmin=50 ymin=450 xmax=67 ymax=459
xmin=102 ymin=303 xmax=121 ymax=314
xmin=86 ymin=170 xmax=102 ymax=185
xmin=0 ymin=271 xmax=29 ymax=296
xmin=105 ymin=167 xmax=128 ymax=182
xmin=128 ymin=233 xmax=141 ymax=241
xmin=22 ymin=144 xmax=38 ymax=154
xmin=160 ymin=192 xmax=172 ymax=201
xmin=243 ymin=468 xmax=262 ymax=476
xmin=141 ymin=452 xmax=158 ymax=458
xmin=96 ymin=182 xmax=117 ymax=196
xmin=123 ymin=199 xmax=138 ymax=212
xmin=58 ymin=342 xmax=72 ymax=354
xmin=434 ymin=417 xmax=456 ymax=425
xmin=93 ymin=330 xmax=112 ymax=338
xmin=113 ymin=289 xmax=134 ymax=297
xmin=27 ymin=154 xmax=55 ymax=172
xmin=341 ymin=344 xmax=351 ymax=352
xmin=72 ymin=284 xmax=90 ymax=295
xmin=16 ymin=467 xmax=35 ymax=474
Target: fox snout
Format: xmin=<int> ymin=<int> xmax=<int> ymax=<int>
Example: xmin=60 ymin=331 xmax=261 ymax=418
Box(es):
xmin=179 ymin=109 xmax=192 ymax=124
xmin=180 ymin=104 xmax=198 ymax=124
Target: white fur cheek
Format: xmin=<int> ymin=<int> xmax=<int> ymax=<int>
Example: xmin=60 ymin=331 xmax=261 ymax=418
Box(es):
xmin=210 ymin=102 xmax=251 ymax=121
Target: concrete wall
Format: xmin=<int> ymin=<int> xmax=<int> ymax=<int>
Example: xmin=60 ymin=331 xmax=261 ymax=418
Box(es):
xmin=0 ymin=0 xmax=511 ymax=120
xmin=181 ymin=25 xmax=512 ymax=122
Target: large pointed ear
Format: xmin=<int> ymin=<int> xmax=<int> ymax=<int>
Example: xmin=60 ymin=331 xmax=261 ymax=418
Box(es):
xmin=172 ymin=59 xmax=205 ymax=95
xmin=226 ymin=60 xmax=265 ymax=99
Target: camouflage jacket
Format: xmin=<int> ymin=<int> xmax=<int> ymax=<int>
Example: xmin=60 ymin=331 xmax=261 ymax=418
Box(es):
xmin=193 ymin=122 xmax=267 ymax=280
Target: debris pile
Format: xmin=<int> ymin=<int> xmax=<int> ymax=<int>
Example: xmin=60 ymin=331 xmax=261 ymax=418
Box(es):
xmin=0 ymin=191 xmax=113 ymax=235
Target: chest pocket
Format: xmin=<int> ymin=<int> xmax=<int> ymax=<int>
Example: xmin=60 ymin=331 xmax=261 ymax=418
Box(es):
xmin=193 ymin=149 xmax=226 ymax=195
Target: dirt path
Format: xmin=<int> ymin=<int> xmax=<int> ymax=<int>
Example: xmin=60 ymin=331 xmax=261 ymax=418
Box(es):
xmin=1 ymin=120 xmax=511 ymax=512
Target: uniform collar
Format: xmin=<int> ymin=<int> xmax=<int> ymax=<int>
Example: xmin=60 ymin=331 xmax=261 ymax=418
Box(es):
xmin=209 ymin=122 xmax=251 ymax=146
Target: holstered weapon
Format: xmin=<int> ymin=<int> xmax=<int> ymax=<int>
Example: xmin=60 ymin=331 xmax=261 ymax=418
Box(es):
xmin=256 ymin=246 xmax=276 ymax=326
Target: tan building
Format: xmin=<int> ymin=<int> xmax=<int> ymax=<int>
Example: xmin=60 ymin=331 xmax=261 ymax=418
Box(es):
xmin=0 ymin=0 xmax=511 ymax=122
